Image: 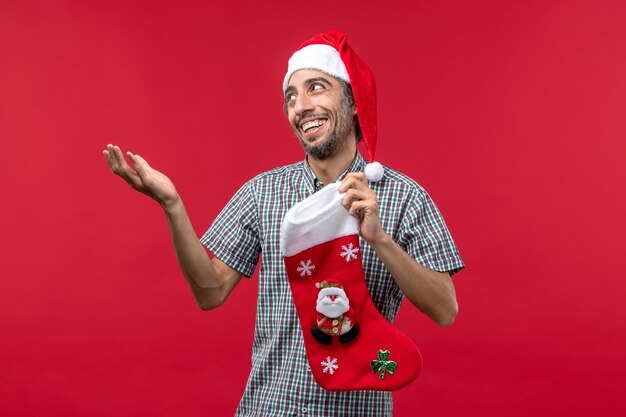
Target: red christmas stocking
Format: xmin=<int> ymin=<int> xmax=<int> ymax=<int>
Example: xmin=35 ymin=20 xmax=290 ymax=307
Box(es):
xmin=280 ymin=182 xmax=422 ymax=391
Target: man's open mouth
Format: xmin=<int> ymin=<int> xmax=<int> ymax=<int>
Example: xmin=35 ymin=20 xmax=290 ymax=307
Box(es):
xmin=301 ymin=119 xmax=328 ymax=133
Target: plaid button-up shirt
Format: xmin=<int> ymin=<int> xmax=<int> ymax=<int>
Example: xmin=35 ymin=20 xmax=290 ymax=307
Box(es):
xmin=200 ymin=152 xmax=464 ymax=417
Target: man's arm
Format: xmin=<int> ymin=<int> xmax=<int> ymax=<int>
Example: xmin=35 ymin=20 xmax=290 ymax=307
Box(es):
xmin=162 ymin=197 xmax=244 ymax=310
xmin=102 ymin=144 xmax=243 ymax=310
xmin=339 ymin=172 xmax=458 ymax=327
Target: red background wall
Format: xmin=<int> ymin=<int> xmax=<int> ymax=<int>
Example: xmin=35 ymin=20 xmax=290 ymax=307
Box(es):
xmin=1 ymin=1 xmax=625 ymax=416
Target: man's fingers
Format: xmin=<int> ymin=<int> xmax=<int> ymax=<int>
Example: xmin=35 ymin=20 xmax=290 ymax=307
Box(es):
xmin=348 ymin=200 xmax=370 ymax=218
xmin=102 ymin=149 xmax=113 ymax=166
xmin=103 ymin=144 xmax=119 ymax=170
xmin=339 ymin=176 xmax=367 ymax=193
xmin=344 ymin=172 xmax=366 ymax=183
xmin=112 ymin=146 xmax=133 ymax=171
xmin=105 ymin=144 xmax=125 ymax=173
xmin=341 ymin=188 xmax=373 ymax=205
xmin=341 ymin=187 xmax=378 ymax=217
xmin=111 ymin=146 xmax=139 ymax=179
xmin=128 ymin=153 xmax=152 ymax=179
xmin=127 ymin=152 xmax=141 ymax=176
xmin=103 ymin=144 xmax=145 ymax=189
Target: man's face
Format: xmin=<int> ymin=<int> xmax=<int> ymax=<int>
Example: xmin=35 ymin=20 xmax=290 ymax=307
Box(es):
xmin=284 ymin=69 xmax=355 ymax=160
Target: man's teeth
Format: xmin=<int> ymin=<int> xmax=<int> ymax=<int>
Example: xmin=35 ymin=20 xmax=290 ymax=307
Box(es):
xmin=302 ymin=119 xmax=327 ymax=132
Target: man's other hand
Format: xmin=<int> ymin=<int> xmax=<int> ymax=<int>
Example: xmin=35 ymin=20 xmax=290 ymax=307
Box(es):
xmin=102 ymin=144 xmax=179 ymax=210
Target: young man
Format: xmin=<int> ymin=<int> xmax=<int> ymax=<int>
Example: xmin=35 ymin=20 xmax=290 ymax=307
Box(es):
xmin=104 ymin=31 xmax=463 ymax=417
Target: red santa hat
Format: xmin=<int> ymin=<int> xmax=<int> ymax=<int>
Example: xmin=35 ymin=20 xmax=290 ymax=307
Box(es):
xmin=316 ymin=279 xmax=348 ymax=301
xmin=283 ymin=31 xmax=384 ymax=182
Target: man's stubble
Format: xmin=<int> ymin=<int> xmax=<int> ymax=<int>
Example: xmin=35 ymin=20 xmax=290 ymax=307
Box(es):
xmin=298 ymin=93 xmax=355 ymax=161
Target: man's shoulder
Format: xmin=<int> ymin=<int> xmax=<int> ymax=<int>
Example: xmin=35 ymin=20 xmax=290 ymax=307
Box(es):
xmin=377 ymin=164 xmax=427 ymax=199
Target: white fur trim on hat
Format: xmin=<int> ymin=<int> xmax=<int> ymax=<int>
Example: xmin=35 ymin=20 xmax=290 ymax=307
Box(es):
xmin=283 ymin=44 xmax=350 ymax=92
xmin=280 ymin=182 xmax=358 ymax=257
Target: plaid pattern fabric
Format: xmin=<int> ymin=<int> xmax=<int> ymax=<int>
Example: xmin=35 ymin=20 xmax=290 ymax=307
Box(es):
xmin=200 ymin=152 xmax=464 ymax=417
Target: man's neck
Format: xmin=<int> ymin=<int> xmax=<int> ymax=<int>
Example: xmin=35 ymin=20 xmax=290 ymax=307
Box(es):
xmin=307 ymin=137 xmax=358 ymax=185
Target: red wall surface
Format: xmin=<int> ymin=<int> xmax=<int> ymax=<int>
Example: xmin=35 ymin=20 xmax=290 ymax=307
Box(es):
xmin=2 ymin=1 xmax=625 ymax=416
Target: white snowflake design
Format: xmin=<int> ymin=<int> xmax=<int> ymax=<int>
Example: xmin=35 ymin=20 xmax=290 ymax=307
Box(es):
xmin=321 ymin=356 xmax=339 ymax=375
xmin=296 ymin=259 xmax=316 ymax=277
xmin=340 ymin=243 xmax=360 ymax=262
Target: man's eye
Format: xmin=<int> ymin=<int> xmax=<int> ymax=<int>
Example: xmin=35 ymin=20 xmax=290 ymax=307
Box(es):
xmin=285 ymin=93 xmax=296 ymax=102
xmin=311 ymin=84 xmax=324 ymax=91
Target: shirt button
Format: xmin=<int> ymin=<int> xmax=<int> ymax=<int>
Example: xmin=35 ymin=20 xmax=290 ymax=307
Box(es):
xmin=306 ymin=364 xmax=311 ymax=372
xmin=332 ymin=319 xmax=339 ymax=325
xmin=302 ymin=406 xmax=308 ymax=414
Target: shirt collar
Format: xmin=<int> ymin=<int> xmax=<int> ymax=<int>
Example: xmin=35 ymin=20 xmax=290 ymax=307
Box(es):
xmin=301 ymin=152 xmax=367 ymax=192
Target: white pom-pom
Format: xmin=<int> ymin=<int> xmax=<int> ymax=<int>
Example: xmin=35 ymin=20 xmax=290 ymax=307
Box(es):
xmin=364 ymin=162 xmax=384 ymax=182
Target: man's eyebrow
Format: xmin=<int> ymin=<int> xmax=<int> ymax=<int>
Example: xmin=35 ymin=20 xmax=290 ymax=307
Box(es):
xmin=304 ymin=77 xmax=332 ymax=87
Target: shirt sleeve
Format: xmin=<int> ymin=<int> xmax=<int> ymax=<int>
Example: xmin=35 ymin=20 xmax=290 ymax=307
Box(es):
xmin=199 ymin=180 xmax=261 ymax=278
xmin=397 ymin=190 xmax=465 ymax=276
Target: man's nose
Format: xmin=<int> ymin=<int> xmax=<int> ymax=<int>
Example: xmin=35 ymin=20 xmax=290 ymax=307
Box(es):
xmin=294 ymin=93 xmax=314 ymax=116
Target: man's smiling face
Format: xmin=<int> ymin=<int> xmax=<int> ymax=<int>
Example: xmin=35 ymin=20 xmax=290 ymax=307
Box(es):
xmin=284 ymin=69 xmax=356 ymax=160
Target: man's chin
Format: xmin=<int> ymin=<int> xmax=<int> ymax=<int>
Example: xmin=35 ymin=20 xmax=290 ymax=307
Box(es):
xmin=301 ymin=139 xmax=331 ymax=160
xmin=300 ymin=134 xmax=325 ymax=146
xmin=298 ymin=129 xmax=346 ymax=161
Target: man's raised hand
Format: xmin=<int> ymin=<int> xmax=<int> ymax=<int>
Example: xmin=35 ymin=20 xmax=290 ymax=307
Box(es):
xmin=102 ymin=144 xmax=180 ymax=209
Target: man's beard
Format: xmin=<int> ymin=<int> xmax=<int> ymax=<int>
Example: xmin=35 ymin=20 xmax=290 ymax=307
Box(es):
xmin=297 ymin=97 xmax=354 ymax=161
